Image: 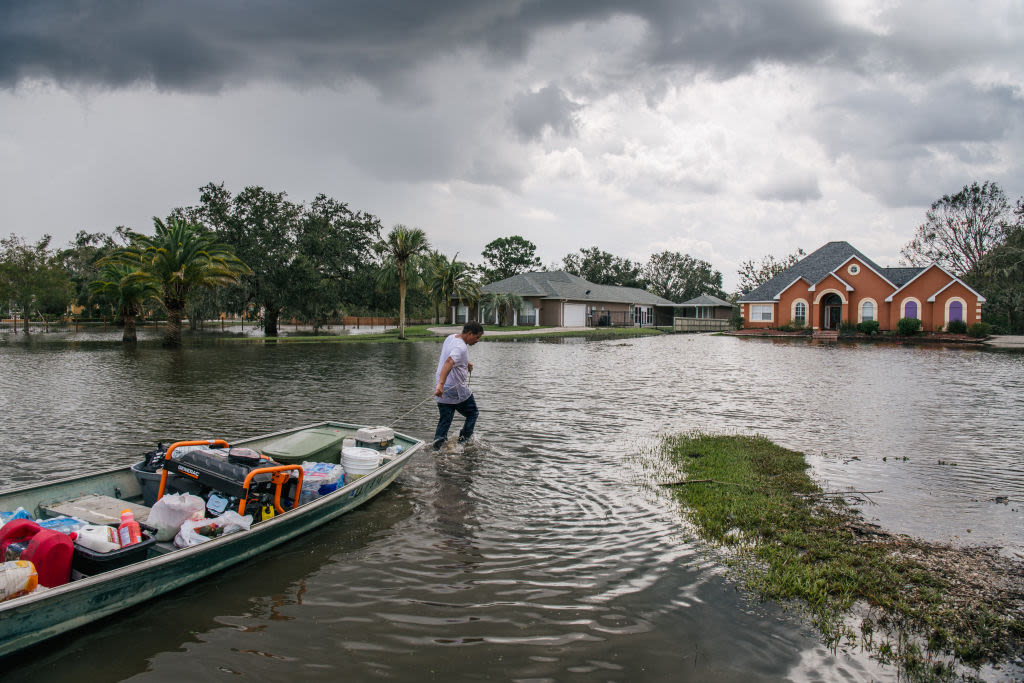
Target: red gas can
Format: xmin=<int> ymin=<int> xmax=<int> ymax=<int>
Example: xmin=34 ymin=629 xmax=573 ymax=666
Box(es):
xmin=0 ymin=519 xmax=41 ymax=559
xmin=21 ymin=529 xmax=73 ymax=587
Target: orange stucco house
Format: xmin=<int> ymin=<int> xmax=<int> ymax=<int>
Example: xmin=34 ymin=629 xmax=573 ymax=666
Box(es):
xmin=737 ymin=242 xmax=985 ymax=332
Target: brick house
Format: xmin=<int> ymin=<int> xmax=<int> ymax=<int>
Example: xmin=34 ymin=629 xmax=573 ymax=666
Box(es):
xmin=737 ymin=242 xmax=985 ymax=332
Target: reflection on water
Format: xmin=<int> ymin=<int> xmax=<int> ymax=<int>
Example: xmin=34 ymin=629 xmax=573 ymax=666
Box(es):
xmin=0 ymin=333 xmax=1020 ymax=681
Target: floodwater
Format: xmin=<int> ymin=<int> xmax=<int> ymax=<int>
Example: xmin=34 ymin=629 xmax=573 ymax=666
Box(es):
xmin=0 ymin=331 xmax=1021 ymax=682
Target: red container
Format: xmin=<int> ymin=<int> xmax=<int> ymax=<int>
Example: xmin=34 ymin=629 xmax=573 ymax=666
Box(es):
xmin=0 ymin=519 xmax=41 ymax=558
xmin=21 ymin=529 xmax=73 ymax=587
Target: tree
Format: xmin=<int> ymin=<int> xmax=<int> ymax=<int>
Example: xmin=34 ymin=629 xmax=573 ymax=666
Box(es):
xmin=642 ymin=251 xmax=725 ymax=303
xmin=481 ymin=236 xmax=542 ymax=282
xmin=88 ymin=259 xmax=160 ymax=342
xmin=736 ymin=248 xmax=806 ymax=294
xmin=425 ymin=251 xmax=480 ymax=323
xmin=58 ymin=229 xmax=121 ymax=312
xmin=0 ymin=234 xmax=72 ymax=332
xmin=900 ymin=181 xmax=1014 ymax=278
xmin=480 ymin=291 xmax=523 ymax=326
xmin=562 ymin=247 xmax=645 ymax=288
xmin=379 ymin=225 xmax=430 ymax=339
xmin=967 ymin=199 xmax=1024 ymax=333
xmin=187 ymin=183 xmax=303 ymax=337
xmin=119 ymin=217 xmax=251 ymax=347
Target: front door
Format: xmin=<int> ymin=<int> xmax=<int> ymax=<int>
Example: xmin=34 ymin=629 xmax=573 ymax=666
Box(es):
xmin=821 ymin=293 xmax=842 ymax=330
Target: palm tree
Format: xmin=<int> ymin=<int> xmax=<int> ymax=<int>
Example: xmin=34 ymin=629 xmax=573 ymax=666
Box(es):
xmin=481 ymin=291 xmax=523 ymax=326
xmin=88 ymin=259 xmax=160 ymax=343
xmin=425 ymin=252 xmax=480 ymax=323
xmin=119 ymin=217 xmax=251 ymax=347
xmin=380 ymin=225 xmax=430 ymax=339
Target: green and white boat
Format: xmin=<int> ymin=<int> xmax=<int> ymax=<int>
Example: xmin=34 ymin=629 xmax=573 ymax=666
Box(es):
xmin=0 ymin=421 xmax=422 ymax=658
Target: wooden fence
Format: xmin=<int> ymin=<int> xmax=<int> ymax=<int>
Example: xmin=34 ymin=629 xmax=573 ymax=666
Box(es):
xmin=673 ymin=317 xmax=732 ymax=333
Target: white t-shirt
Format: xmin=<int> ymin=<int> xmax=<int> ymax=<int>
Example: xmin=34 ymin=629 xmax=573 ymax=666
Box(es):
xmin=435 ymin=334 xmax=473 ymax=404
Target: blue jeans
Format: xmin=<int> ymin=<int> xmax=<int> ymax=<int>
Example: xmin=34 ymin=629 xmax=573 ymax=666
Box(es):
xmin=433 ymin=395 xmax=478 ymax=450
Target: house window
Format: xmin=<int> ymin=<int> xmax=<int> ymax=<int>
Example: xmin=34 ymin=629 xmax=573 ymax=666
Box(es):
xmin=848 ymin=264 xmax=860 ymax=275
xmin=793 ymin=302 xmax=806 ymax=324
xmin=861 ymin=301 xmax=874 ymax=322
xmin=750 ymin=304 xmax=773 ymax=322
xmin=904 ymin=300 xmax=918 ymax=319
xmin=948 ymin=301 xmax=963 ymax=322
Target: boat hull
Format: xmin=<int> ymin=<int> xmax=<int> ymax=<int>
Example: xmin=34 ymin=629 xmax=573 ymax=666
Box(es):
xmin=0 ymin=421 xmax=421 ymax=658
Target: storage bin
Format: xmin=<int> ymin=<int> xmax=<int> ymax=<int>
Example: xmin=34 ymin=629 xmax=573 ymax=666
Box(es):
xmin=72 ymin=526 xmax=156 ymax=577
xmin=131 ymin=461 xmax=204 ymax=507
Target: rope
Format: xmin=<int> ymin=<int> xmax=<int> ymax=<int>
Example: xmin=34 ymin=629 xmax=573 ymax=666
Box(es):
xmin=389 ymin=393 xmax=437 ymax=427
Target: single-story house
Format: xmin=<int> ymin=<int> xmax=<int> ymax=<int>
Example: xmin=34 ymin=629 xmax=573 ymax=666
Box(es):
xmin=677 ymin=294 xmax=735 ymax=321
xmin=737 ymin=241 xmax=986 ymax=332
xmin=453 ymin=270 xmax=680 ymax=327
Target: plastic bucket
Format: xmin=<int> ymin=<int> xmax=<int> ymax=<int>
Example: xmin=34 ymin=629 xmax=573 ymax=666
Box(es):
xmin=341 ymin=446 xmax=382 ymax=482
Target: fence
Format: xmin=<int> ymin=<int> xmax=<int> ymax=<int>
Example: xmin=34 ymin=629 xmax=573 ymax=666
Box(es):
xmin=673 ymin=317 xmax=732 ymax=333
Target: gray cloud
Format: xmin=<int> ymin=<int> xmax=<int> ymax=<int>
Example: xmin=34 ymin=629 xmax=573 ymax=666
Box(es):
xmin=0 ymin=1 xmax=923 ymax=94
xmin=509 ymin=85 xmax=581 ymax=140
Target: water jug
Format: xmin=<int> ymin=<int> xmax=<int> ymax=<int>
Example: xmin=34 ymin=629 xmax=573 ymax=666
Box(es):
xmin=73 ymin=525 xmax=121 ymax=553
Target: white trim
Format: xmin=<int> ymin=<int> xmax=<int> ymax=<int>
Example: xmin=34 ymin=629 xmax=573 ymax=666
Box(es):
xmin=809 ymin=273 xmax=853 ymax=292
xmin=900 ymin=297 xmax=922 ymax=319
xmin=775 ymin=276 xmax=810 ymax=300
xmin=944 ymin=297 xmax=967 ymax=327
xmin=858 ymin=298 xmax=877 ymax=323
xmin=927 ymin=278 xmax=987 ymax=303
xmin=812 ymin=288 xmax=847 ymax=305
xmin=885 ymin=263 xmax=987 ymax=303
xmin=831 ymin=255 xmax=897 ymax=288
xmin=791 ymin=298 xmax=808 ymax=325
xmin=749 ymin=303 xmax=774 ymax=322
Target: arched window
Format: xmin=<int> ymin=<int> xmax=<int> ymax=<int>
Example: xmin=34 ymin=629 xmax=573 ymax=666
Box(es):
xmin=861 ymin=301 xmax=874 ymax=322
xmin=794 ymin=302 xmax=807 ymax=324
xmin=948 ymin=300 xmax=963 ymax=322
xmin=904 ymin=300 xmax=918 ymax=319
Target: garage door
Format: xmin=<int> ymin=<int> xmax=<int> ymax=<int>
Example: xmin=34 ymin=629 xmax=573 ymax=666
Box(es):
xmin=564 ymin=303 xmax=586 ymax=327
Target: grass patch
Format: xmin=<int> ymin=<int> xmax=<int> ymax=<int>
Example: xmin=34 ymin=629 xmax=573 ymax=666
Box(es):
xmin=661 ymin=432 xmax=1024 ymax=680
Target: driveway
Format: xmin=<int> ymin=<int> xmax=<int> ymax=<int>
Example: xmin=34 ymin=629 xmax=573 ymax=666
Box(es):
xmin=985 ymin=335 xmax=1024 ymax=349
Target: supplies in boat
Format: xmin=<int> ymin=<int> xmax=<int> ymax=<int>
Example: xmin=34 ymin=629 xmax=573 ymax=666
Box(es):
xmin=341 ymin=447 xmax=383 ymax=482
xmin=297 ymin=462 xmax=345 ymax=504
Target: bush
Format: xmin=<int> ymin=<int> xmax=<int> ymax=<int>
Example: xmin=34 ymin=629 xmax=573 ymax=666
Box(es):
xmin=777 ymin=322 xmax=808 ymax=332
xmin=946 ymin=319 xmax=968 ymax=334
xmin=967 ymin=322 xmax=992 ymax=338
xmin=730 ymin=312 xmax=744 ymax=330
xmin=856 ymin=320 xmax=880 ymax=335
xmin=838 ymin=321 xmax=858 ymax=336
xmin=897 ymin=317 xmax=921 ymax=336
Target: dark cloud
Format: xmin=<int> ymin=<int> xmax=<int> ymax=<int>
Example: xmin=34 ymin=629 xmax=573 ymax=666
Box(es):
xmin=509 ymin=85 xmax=581 ymax=140
xmin=0 ymin=1 xmax=897 ymax=93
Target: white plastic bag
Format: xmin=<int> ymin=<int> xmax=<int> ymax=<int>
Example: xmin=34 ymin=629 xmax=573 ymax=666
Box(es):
xmin=173 ymin=511 xmax=253 ymax=548
xmin=149 ymin=493 xmax=206 ymax=542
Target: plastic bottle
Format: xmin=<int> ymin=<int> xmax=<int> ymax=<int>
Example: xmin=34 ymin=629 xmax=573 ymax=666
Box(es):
xmin=72 ymin=525 xmax=122 ymax=553
xmin=385 ymin=445 xmax=403 ymax=456
xmin=0 ymin=560 xmax=39 ymax=601
xmin=117 ymin=510 xmax=142 ymax=548
xmin=4 ymin=541 xmax=29 ymax=562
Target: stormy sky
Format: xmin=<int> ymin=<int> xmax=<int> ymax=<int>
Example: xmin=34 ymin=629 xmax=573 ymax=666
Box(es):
xmin=2 ymin=0 xmax=1022 ymax=290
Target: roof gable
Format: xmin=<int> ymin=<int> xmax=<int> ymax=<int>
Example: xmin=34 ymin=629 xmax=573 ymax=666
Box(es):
xmin=739 ymin=242 xmax=917 ymax=302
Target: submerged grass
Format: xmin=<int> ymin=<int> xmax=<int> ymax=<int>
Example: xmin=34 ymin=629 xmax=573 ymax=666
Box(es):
xmin=219 ymin=324 xmax=665 ymax=344
xmin=661 ymin=432 xmax=1024 ymax=680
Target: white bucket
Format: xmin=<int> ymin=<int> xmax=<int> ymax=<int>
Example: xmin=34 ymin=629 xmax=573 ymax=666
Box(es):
xmin=341 ymin=446 xmax=382 ymax=482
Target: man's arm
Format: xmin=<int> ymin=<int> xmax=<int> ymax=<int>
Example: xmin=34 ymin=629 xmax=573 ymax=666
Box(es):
xmin=434 ymin=357 xmax=455 ymax=396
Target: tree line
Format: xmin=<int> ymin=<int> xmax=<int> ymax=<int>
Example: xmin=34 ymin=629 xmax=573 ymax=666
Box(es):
xmin=2 ymin=179 xmax=1021 ymax=346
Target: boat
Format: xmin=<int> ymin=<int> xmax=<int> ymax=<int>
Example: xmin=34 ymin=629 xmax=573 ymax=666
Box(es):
xmin=0 ymin=421 xmax=423 ymax=658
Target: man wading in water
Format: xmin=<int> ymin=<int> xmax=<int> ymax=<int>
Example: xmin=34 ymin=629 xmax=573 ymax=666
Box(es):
xmin=433 ymin=321 xmax=484 ymax=451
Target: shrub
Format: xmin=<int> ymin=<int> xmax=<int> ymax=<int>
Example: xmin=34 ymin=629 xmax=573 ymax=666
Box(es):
xmin=946 ymin=319 xmax=967 ymax=334
xmin=730 ymin=312 xmax=744 ymax=330
xmin=838 ymin=321 xmax=858 ymax=336
xmin=897 ymin=317 xmax=921 ymax=336
xmin=857 ymin=320 xmax=880 ymax=335
xmin=967 ymin=322 xmax=992 ymax=338
xmin=777 ymin=322 xmax=808 ymax=332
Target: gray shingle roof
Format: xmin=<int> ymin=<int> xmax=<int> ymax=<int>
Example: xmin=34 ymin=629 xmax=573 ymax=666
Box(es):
xmin=482 ymin=271 xmax=679 ymax=306
xmin=738 ymin=241 xmax=921 ymax=302
xmin=680 ymin=294 xmax=734 ymax=307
